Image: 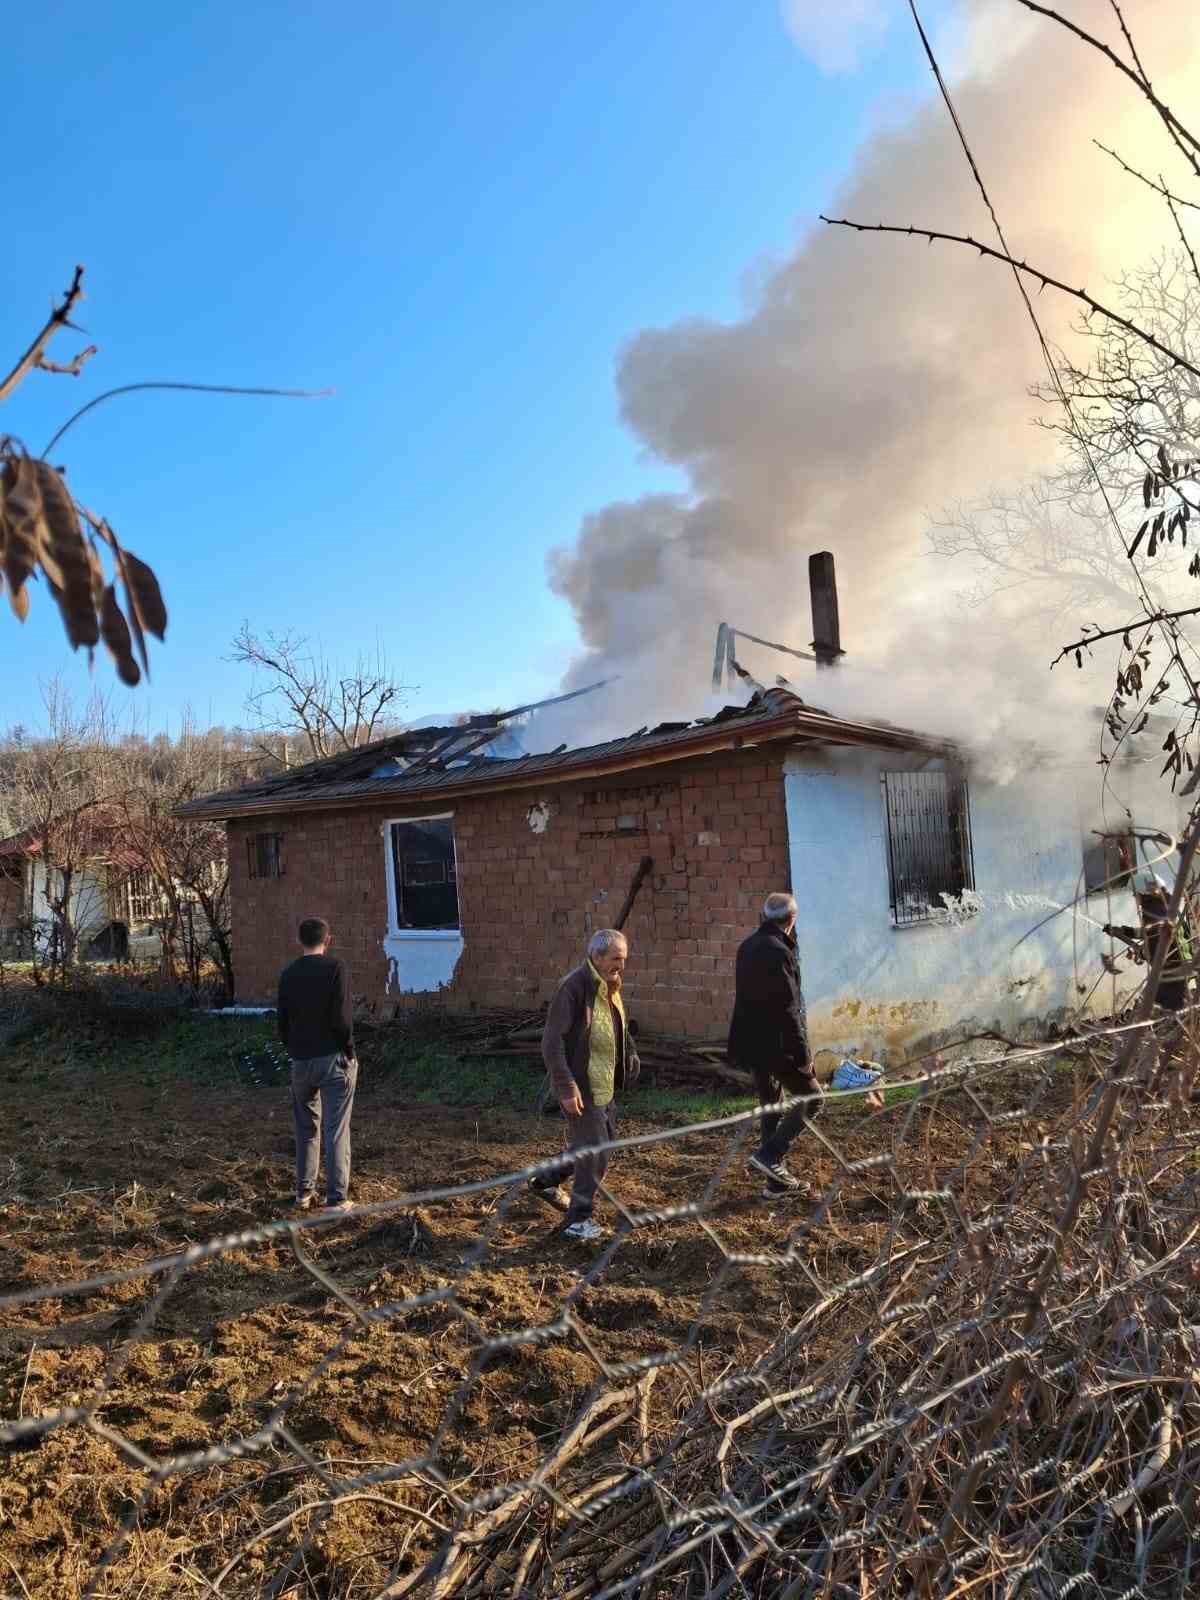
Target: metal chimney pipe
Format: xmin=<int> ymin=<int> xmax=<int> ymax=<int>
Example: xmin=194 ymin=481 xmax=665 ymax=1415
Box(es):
xmin=808 ymin=551 xmax=843 ymax=668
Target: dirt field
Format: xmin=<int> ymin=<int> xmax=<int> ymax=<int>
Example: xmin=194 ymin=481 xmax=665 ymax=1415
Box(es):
xmin=0 ymin=1011 xmax=1034 ymax=1598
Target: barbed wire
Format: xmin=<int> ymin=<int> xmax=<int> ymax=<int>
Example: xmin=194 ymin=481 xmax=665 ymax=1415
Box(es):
xmin=3 ymin=998 xmax=1200 ymax=1598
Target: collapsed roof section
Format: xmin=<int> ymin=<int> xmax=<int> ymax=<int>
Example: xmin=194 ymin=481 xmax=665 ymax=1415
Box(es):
xmin=178 ymin=685 xmax=952 ymax=822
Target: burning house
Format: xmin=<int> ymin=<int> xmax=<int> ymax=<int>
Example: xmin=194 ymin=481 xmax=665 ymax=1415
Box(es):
xmin=180 ymin=706 xmax=1160 ymax=1062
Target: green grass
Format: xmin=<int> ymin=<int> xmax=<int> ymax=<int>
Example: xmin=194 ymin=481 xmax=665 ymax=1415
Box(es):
xmin=370 ymin=1038 xmax=548 ymax=1110
xmin=369 ymin=1037 xmax=749 ymax=1121
xmin=629 ymin=1084 xmax=754 ymax=1123
xmin=0 ymin=992 xmax=760 ymax=1123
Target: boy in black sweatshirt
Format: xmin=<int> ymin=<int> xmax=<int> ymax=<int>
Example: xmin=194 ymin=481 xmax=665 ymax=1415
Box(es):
xmin=277 ymin=917 xmax=357 ymax=1210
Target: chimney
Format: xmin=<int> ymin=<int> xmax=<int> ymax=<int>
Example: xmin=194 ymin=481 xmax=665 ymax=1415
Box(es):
xmin=808 ymin=551 xmax=843 ymax=668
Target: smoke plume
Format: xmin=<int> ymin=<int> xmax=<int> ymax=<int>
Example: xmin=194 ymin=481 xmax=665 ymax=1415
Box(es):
xmin=544 ymin=0 xmax=1200 ymax=793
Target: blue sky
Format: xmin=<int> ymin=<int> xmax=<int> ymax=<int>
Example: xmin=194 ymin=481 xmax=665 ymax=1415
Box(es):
xmin=3 ymin=0 xmax=934 ymax=735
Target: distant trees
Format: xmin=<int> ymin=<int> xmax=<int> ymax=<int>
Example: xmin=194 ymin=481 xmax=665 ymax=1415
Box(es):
xmin=0 ymin=686 xmax=260 ymax=995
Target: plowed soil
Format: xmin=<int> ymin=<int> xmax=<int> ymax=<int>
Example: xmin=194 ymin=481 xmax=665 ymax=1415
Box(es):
xmin=0 ymin=1039 xmax=1029 ymax=1598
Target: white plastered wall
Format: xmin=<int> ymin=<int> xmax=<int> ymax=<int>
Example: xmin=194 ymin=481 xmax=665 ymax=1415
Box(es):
xmin=782 ymin=747 xmax=1166 ymax=1060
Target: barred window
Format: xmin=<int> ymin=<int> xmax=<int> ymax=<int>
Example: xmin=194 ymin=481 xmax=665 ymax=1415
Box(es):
xmin=125 ymin=869 xmax=163 ymax=924
xmin=881 ymin=770 xmax=974 ymax=927
xmin=247 ymin=832 xmax=284 ymax=880
xmin=1083 ymin=832 xmax=1133 ymax=896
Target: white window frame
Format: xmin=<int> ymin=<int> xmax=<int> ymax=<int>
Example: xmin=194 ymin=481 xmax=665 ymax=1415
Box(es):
xmin=383 ymin=812 xmax=461 ymax=940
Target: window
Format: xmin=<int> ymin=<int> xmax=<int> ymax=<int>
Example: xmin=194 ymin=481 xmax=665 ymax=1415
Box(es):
xmin=123 ymin=869 xmax=164 ymax=924
xmin=881 ymin=769 xmax=974 ymax=927
xmin=388 ymin=817 xmax=459 ymax=931
xmin=247 ymin=832 xmax=284 ymax=880
xmin=1083 ymin=832 xmax=1133 ymax=897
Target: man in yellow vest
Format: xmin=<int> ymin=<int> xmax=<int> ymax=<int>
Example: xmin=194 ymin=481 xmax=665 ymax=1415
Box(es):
xmin=539 ymin=929 xmax=640 ymax=1241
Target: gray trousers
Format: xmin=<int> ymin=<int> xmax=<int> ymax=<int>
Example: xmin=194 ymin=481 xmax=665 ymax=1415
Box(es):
xmin=564 ymin=1104 xmax=616 ymax=1224
xmin=290 ymin=1054 xmax=357 ymax=1204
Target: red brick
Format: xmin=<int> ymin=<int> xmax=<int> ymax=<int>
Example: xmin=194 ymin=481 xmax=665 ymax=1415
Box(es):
xmin=228 ymin=747 xmax=789 ymax=1034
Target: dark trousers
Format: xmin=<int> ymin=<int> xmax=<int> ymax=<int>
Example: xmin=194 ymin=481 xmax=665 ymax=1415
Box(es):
xmin=750 ymin=1064 xmax=810 ymax=1165
xmin=290 ymin=1053 xmax=357 ymax=1204
xmin=563 ymin=1104 xmax=616 ymax=1224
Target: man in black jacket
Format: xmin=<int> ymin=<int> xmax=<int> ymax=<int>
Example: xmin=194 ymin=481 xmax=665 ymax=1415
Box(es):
xmin=728 ymin=892 xmax=820 ymax=1198
xmin=277 ymin=917 xmax=358 ymax=1211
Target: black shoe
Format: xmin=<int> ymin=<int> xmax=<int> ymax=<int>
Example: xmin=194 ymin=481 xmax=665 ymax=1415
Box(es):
xmin=762 ymin=1178 xmax=811 ymax=1200
xmin=748 ymin=1153 xmax=801 ymax=1190
xmin=528 ymin=1174 xmax=564 ymax=1194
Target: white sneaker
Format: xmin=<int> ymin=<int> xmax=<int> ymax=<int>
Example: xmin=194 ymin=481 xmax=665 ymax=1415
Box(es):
xmin=562 ymin=1218 xmax=604 ymax=1241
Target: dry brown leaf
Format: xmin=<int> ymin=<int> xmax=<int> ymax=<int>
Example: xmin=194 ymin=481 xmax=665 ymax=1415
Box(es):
xmin=112 ymin=544 xmax=148 ymax=673
xmin=35 ymin=461 xmax=98 ymax=650
xmin=8 ymin=576 xmax=29 ymax=622
xmin=86 ymin=537 xmax=106 ymax=609
xmin=99 ymin=584 xmax=140 ymax=687
xmin=3 ymin=456 xmax=41 ymax=614
xmin=121 ymin=549 xmax=167 ymax=639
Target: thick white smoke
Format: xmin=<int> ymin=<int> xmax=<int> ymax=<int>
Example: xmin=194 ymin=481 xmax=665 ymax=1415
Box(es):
xmin=543 ymin=0 xmax=1200 ymax=792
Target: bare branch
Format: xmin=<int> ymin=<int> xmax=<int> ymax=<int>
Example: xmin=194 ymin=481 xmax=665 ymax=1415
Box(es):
xmin=35 ymin=343 xmax=98 ymax=380
xmin=1162 ymin=179 xmax=1200 ymax=293
xmin=0 ymin=265 xmax=87 ymax=404
xmin=1094 ymin=142 xmax=1200 ymax=213
xmin=1051 ymin=605 xmax=1200 ymax=666
xmin=819 ymin=216 xmax=1200 ymax=380
xmin=1012 ymin=0 xmax=1200 ymax=176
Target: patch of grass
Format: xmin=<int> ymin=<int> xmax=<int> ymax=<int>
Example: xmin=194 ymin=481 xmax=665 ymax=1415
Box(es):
xmin=2 ymin=1006 xmax=279 ymax=1091
xmin=628 ymin=1084 xmax=754 ymax=1123
xmin=371 ymin=1040 xmax=548 ymax=1110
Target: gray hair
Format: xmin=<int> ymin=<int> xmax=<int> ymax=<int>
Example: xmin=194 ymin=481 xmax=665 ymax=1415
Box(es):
xmin=588 ymin=928 xmax=629 ymax=958
xmin=763 ymin=892 xmax=797 ymax=923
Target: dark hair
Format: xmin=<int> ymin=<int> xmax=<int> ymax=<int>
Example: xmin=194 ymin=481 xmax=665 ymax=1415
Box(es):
xmin=299 ymin=917 xmax=330 ymax=950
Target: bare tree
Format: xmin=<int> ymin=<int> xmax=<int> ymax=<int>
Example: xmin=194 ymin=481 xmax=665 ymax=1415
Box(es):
xmin=109 ymin=726 xmax=235 ymax=999
xmin=1035 ymin=250 xmax=1200 ymax=510
xmin=0 ymin=683 xmax=119 ymax=979
xmin=231 ymin=624 xmax=411 ymax=762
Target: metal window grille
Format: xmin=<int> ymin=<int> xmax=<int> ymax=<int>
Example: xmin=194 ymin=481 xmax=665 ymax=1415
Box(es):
xmin=125 ymin=869 xmax=163 ymax=924
xmin=881 ymin=769 xmax=974 ymax=926
xmin=1083 ymin=832 xmax=1133 ymax=896
xmin=246 ymin=833 xmax=284 ymax=880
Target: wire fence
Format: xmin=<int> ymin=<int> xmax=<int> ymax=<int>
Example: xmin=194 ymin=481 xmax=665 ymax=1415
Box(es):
xmin=4 ymin=1004 xmax=1200 ymax=1598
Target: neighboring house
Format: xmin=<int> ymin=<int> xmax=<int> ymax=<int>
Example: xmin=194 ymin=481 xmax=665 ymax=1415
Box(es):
xmin=0 ymin=818 xmax=185 ymax=961
xmin=180 ymin=687 xmax=1173 ymax=1060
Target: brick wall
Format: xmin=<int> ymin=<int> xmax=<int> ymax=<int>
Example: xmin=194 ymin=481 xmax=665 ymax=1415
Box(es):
xmin=228 ymin=747 xmax=791 ymax=1037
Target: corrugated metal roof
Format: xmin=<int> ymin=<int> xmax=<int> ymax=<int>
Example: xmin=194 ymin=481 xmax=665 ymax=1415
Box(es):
xmin=178 ymin=688 xmax=951 ymax=821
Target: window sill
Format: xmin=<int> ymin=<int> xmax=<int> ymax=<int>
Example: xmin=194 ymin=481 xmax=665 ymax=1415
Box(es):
xmin=385 ymin=928 xmax=462 ymax=940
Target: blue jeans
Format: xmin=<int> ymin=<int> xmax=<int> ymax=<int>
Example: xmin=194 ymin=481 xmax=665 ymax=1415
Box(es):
xmin=290 ymin=1053 xmax=357 ymax=1204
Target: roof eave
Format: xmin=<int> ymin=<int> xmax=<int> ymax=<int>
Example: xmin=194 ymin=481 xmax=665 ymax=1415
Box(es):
xmin=175 ymin=709 xmax=949 ymax=823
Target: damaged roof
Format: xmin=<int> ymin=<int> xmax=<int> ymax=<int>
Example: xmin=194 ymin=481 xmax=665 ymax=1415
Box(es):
xmin=178 ymin=686 xmax=951 ymax=822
